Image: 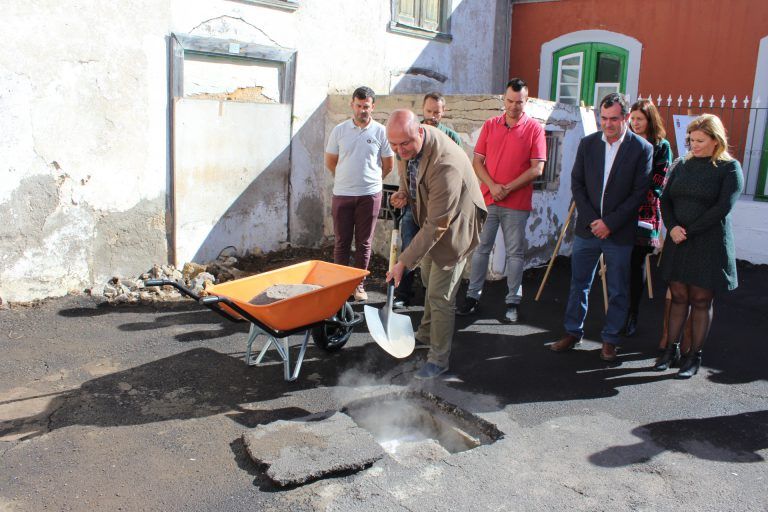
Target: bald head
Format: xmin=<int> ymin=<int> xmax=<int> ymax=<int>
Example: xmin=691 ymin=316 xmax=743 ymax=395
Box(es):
xmin=387 ymin=109 xmax=424 ymax=160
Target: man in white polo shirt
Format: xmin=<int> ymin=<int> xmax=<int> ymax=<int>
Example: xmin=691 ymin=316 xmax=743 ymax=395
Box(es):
xmin=325 ymin=86 xmax=394 ymax=301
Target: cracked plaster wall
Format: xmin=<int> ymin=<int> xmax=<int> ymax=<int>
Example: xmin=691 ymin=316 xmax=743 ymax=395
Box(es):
xmin=0 ymin=1 xmax=169 ymax=302
xmin=1 ymin=0 xmax=506 ymax=301
xmin=325 ymin=94 xmax=591 ymax=274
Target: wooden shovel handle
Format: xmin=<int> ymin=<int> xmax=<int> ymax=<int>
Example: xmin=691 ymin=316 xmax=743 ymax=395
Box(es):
xmin=389 ymin=229 xmax=399 ymax=273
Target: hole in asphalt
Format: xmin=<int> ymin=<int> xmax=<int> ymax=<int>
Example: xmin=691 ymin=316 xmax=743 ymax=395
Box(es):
xmin=342 ymin=390 xmax=504 ymax=455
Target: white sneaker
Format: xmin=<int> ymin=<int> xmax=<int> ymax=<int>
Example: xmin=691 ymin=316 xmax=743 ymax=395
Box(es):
xmin=353 ymin=286 xmax=368 ymax=301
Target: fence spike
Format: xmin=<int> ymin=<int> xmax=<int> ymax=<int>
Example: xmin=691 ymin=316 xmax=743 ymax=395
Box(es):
xmin=698 ymin=95 xmax=704 ymax=107
xmin=658 ymin=94 xmax=664 ymax=105
xmin=687 ymin=95 xmax=693 ymax=107
xmin=756 ymin=96 xmax=762 ymax=107
xmin=675 ymin=94 xmax=681 ymax=106
xmin=720 ymin=95 xmax=726 ymax=107
xmin=709 ymin=95 xmax=715 ymax=107
xmin=732 ymin=95 xmax=738 ymax=107
xmin=743 ymin=95 xmax=750 ymax=108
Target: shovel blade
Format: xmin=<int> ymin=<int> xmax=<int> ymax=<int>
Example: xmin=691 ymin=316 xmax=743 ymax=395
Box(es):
xmin=364 ymin=304 xmax=415 ymax=359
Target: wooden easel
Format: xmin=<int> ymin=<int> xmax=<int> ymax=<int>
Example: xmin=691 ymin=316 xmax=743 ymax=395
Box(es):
xmin=535 ymin=201 xmax=610 ymax=312
xmin=535 ymin=201 xmax=575 ymax=301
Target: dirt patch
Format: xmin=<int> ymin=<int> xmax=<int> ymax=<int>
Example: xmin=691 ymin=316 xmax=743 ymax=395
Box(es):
xmin=238 ymin=245 xmax=391 ymax=290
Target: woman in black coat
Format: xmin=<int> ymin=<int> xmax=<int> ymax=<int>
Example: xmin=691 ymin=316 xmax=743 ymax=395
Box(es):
xmin=624 ymin=99 xmax=671 ymax=338
xmin=657 ymin=114 xmax=744 ymax=378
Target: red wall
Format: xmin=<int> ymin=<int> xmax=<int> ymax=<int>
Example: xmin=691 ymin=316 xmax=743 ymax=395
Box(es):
xmin=509 ymin=0 xmax=768 ymax=101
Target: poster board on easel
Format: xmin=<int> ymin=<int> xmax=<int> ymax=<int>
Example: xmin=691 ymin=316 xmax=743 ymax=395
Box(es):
xmin=672 ymin=114 xmax=697 ymax=159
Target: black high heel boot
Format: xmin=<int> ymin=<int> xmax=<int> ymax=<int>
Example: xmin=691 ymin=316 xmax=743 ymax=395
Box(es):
xmin=653 ymin=343 xmax=680 ymax=372
xmin=676 ymin=350 xmax=702 ymax=379
xmin=653 ymin=343 xmax=680 ymax=371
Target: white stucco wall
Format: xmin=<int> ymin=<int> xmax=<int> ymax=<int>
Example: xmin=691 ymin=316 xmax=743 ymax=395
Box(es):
xmin=0 ymin=1 xmax=170 ymax=302
xmin=0 ymin=0 xmax=507 ymax=302
xmin=732 ymin=199 xmax=768 ymax=265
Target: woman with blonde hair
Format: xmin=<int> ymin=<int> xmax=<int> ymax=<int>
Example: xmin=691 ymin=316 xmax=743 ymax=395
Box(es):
xmin=657 ymin=114 xmax=744 ymax=378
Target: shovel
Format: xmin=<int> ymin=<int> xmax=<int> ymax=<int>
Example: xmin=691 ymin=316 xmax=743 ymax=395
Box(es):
xmin=364 ymin=222 xmax=415 ymax=358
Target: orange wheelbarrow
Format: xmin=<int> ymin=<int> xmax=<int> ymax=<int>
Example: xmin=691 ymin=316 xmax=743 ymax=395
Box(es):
xmin=145 ymin=260 xmax=369 ymax=381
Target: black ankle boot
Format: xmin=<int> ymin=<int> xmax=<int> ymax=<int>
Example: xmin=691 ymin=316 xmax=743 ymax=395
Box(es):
xmin=676 ymin=350 xmax=702 ymax=379
xmin=653 ymin=343 xmax=680 ymax=371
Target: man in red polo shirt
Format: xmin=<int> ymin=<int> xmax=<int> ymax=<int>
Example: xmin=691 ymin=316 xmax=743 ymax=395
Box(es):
xmin=457 ymin=78 xmax=546 ymax=322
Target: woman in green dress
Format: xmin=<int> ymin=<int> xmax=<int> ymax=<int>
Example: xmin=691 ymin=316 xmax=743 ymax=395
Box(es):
xmin=657 ymin=114 xmax=744 ymax=378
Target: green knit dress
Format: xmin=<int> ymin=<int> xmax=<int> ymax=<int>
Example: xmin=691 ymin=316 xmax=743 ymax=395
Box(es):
xmin=660 ymin=156 xmax=744 ymax=291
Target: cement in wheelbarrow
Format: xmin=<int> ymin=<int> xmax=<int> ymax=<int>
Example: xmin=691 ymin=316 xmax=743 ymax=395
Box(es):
xmin=206 ymin=260 xmax=368 ymax=332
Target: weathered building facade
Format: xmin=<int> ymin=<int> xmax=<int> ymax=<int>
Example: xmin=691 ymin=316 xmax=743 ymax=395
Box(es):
xmin=0 ymin=0 xmax=510 ymax=302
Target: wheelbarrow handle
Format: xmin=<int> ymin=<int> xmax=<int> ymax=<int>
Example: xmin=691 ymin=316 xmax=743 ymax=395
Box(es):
xmin=143 ymin=279 xmax=200 ymax=300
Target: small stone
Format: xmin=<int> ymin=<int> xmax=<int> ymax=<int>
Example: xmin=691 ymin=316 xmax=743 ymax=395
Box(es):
xmin=171 ymin=269 xmax=183 ymax=282
xmin=191 ymin=272 xmax=215 ymax=294
xmin=228 ymin=267 xmax=247 ymax=279
xmin=103 ymin=284 xmax=118 ymax=298
xmin=182 ymin=262 xmax=207 ymax=280
xmin=122 ymin=279 xmax=140 ymax=291
xmin=89 ymin=284 xmax=105 ymax=297
xmin=219 ymin=256 xmax=238 ymax=267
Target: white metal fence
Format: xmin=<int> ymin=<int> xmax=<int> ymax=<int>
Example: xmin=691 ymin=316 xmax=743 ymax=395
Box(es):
xmin=636 ymin=93 xmax=768 ymax=199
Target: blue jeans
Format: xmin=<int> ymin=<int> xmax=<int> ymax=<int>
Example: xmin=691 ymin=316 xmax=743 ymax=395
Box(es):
xmin=395 ymin=205 xmax=420 ymax=300
xmin=466 ymin=204 xmax=529 ymax=304
xmin=564 ymin=235 xmax=633 ymax=345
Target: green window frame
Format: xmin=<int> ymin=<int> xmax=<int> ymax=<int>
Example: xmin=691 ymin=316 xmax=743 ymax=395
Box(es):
xmin=755 ymin=133 xmax=768 ymax=200
xmin=551 ymin=43 xmax=628 ymax=106
xmin=389 ymin=0 xmax=452 ymax=42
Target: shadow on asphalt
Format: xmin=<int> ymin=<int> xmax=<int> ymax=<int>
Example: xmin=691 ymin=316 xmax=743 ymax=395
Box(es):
xmin=0 ymin=341 xmax=404 ymax=442
xmin=443 ymin=257 xmax=768 ymax=398
xmin=6 ymin=255 xmax=759 ymax=472
xmin=589 ymin=410 xmax=768 ymax=466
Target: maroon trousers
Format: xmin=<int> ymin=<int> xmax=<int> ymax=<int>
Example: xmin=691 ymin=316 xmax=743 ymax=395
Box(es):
xmin=331 ymin=192 xmax=382 ymax=275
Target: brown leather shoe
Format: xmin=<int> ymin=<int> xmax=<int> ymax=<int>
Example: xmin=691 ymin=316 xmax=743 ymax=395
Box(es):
xmin=550 ymin=334 xmax=581 ymax=352
xmin=600 ymin=343 xmax=618 ymax=361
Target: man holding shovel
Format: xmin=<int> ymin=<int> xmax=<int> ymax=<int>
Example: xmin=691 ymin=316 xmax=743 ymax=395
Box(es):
xmin=386 ymin=109 xmax=487 ymax=380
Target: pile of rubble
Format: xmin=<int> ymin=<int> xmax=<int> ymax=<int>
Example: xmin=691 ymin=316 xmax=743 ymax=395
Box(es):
xmin=98 ymin=255 xmax=249 ymax=304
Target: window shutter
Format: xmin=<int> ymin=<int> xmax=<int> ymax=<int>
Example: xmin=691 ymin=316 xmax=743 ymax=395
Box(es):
xmin=397 ymin=0 xmax=418 ymax=27
xmin=421 ymin=0 xmax=440 ymax=31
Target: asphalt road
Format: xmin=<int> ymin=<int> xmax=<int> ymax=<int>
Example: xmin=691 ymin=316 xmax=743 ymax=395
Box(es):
xmin=1 ymin=257 xmax=766 ymax=511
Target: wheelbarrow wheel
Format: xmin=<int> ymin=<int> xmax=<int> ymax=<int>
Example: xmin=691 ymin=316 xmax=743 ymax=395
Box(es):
xmin=312 ymin=303 xmax=354 ymax=352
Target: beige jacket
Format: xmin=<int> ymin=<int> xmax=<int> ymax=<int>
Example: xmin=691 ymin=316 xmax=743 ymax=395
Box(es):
xmin=398 ymin=125 xmax=487 ymax=270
